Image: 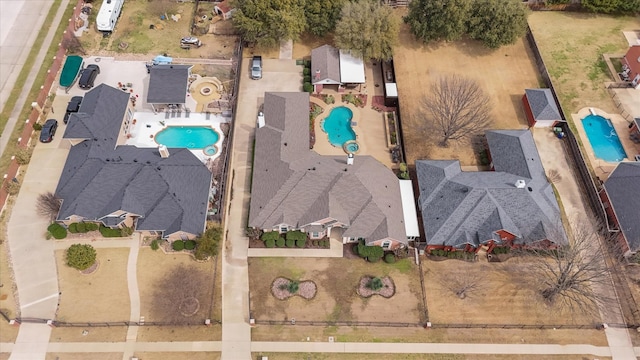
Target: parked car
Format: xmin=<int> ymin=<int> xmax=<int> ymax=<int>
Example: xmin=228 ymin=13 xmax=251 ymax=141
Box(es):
xmin=63 ymin=96 xmax=83 ymax=124
xmin=180 ymin=36 xmax=202 ymax=48
xmin=78 ymin=64 xmax=100 ymax=89
xmin=39 ymin=119 xmax=58 ymax=143
xmin=251 ymin=56 xmax=262 ymax=80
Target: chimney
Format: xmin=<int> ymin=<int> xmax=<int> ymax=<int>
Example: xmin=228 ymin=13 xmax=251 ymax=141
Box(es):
xmin=257 ymin=111 xmax=265 ymax=128
xmin=315 ymin=69 xmax=321 ymax=81
xmin=159 ymin=145 xmax=170 ymax=158
xmin=347 ymin=153 xmax=354 ymax=166
xmin=515 ymin=179 xmax=526 ymax=189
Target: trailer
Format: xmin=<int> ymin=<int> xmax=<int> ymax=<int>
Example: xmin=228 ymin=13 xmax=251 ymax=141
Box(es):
xmin=96 ymin=0 xmax=124 ymax=33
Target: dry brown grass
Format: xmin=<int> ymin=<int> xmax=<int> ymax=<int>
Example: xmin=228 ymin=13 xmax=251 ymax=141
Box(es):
xmin=55 ymin=248 xmax=130 ymax=322
xmin=252 ymin=354 xmax=608 ymax=360
xmin=133 ymin=353 xmax=220 ymax=360
xmin=528 ymin=12 xmax=640 ymax=115
xmin=137 ymin=248 xmax=218 ymax=324
xmin=136 ymin=324 xmax=222 ymax=342
xmin=81 ymin=0 xmax=235 ymax=59
xmin=50 ymin=326 xmax=127 ymax=342
xmin=625 ymin=264 xmax=640 ymax=346
xmin=424 ymin=258 xmax=599 ymax=326
xmin=0 ymin=243 xmax=18 ymax=343
xmin=393 ymin=9 xmax=539 ymax=166
xmin=251 ymin=324 xmax=607 ymax=345
xmin=244 ymin=32 xmax=334 ymax=60
xmin=248 ymin=257 xmax=423 ymax=324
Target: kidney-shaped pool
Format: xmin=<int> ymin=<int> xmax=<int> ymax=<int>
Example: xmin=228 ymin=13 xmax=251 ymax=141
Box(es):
xmin=155 ymin=126 xmax=220 ymax=149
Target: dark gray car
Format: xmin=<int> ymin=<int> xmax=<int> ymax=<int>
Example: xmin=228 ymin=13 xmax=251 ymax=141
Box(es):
xmin=79 ymin=64 xmax=100 ymax=89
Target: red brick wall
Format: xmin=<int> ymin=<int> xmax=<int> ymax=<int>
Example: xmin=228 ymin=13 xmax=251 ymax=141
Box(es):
xmin=522 ymin=94 xmax=536 ymax=127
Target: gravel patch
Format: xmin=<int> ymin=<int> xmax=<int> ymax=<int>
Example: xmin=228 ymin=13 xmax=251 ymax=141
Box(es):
xmin=357 ymin=276 xmax=395 ymax=298
xmin=271 ymin=277 xmax=317 ymax=300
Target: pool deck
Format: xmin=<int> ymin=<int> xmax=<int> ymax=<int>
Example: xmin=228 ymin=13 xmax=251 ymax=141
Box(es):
xmin=311 ymin=60 xmax=393 ymax=169
xmin=572 ymin=107 xmax=639 ymax=182
xmin=124 ymin=111 xmax=229 ymax=162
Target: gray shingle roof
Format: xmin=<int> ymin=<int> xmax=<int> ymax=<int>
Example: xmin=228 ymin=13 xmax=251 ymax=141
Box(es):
xmin=249 ymin=92 xmax=407 ymax=245
xmin=416 ymin=130 xmax=565 ymax=248
xmin=311 ymin=45 xmax=341 ymax=85
xmin=525 ymin=89 xmax=561 ymax=121
xmin=603 ymin=162 xmax=640 ymax=252
xmin=146 ymin=65 xmax=191 ymax=104
xmin=56 ymin=84 xmax=211 ymax=237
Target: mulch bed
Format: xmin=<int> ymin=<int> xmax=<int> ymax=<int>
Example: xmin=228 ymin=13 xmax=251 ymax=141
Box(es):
xmin=357 ymin=275 xmax=395 ymax=298
xmin=271 ymin=277 xmax=317 ymax=300
xmin=343 ymin=243 xmax=360 ymax=259
xmin=80 ymin=260 xmax=99 ymax=275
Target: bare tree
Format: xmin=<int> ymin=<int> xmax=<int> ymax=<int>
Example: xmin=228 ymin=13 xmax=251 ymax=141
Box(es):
xmin=151 ymin=263 xmax=211 ymax=324
xmin=420 ymin=75 xmax=492 ymax=147
xmin=439 ymin=272 xmax=483 ymax=299
xmin=517 ymin=219 xmax=613 ymax=316
xmin=546 ymin=169 xmax=562 ymax=184
xmin=36 ymin=192 xmax=61 ymax=221
xmin=62 ymin=33 xmax=86 ymax=55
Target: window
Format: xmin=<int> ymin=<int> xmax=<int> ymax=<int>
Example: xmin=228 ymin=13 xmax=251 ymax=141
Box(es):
xmin=382 ymin=240 xmax=391 ymax=250
xmin=280 ymin=226 xmax=288 ymax=233
xmin=312 ymin=232 xmax=319 ymax=238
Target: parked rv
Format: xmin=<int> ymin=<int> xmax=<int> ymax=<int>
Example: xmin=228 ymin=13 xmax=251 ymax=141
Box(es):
xmin=96 ymin=0 xmax=124 ymax=32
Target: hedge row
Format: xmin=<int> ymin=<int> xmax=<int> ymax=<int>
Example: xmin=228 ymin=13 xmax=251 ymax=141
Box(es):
xmin=172 ymin=240 xmax=197 ymax=251
xmin=68 ymin=222 xmax=99 ymax=233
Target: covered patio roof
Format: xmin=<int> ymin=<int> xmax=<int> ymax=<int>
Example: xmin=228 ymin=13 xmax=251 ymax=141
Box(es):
xmin=339 ymin=50 xmax=365 ymax=84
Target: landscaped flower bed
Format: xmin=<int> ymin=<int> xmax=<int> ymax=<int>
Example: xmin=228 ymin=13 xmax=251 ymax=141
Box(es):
xmin=357 ymin=275 xmax=395 ymax=298
xmin=271 ymin=277 xmax=317 ymax=300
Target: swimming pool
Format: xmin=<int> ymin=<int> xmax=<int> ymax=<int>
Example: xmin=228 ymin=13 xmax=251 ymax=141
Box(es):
xmin=581 ymin=114 xmax=627 ymax=162
xmin=321 ymin=106 xmax=355 ymax=146
xmin=155 ymin=126 xmax=219 ymax=149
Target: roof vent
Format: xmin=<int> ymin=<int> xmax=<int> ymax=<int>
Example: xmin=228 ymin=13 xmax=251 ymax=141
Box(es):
xmin=515 ymin=179 xmax=526 ymax=189
xmin=347 ymin=153 xmax=354 ymax=166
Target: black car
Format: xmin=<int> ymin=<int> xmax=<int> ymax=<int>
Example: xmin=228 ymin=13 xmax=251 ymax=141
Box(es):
xmin=39 ymin=119 xmax=58 ymax=143
xmin=78 ymin=64 xmax=100 ymax=89
xmin=63 ymin=96 xmax=83 ymax=124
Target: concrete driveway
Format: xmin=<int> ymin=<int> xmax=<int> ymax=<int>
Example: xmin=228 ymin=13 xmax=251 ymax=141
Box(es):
xmin=221 ymin=58 xmax=301 ymax=360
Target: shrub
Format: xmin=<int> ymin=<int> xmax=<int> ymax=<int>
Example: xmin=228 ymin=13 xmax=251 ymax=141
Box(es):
xmin=322 ymin=240 xmax=329 ymax=248
xmin=261 ymin=231 xmax=280 ymax=242
xmin=48 ymin=223 xmax=67 ymax=239
xmin=68 ymin=223 xmax=78 ymax=233
xmin=85 ymin=222 xmax=99 ymax=231
xmin=15 ymin=149 xmax=31 ymax=165
xmin=303 ymin=68 xmax=310 ymax=76
xmin=76 ymin=222 xmax=86 ymax=233
xmin=285 ymin=239 xmax=295 ymax=248
xmin=366 ymin=277 xmax=384 ymax=291
xmin=303 ymin=75 xmax=311 ymax=83
xmin=120 ymin=226 xmax=134 ymax=237
xmin=99 ymin=225 xmax=122 ymax=237
xmin=194 ymin=224 xmax=222 ymax=260
xmin=5 ymin=181 xmax=19 ymax=195
xmin=172 ymin=240 xmax=185 ymax=251
xmin=296 ymin=238 xmax=306 ymax=248
xmin=184 ymin=240 xmax=196 ymax=250
xmin=303 ymin=59 xmax=311 ymax=67
xmin=286 ymin=231 xmax=306 ymax=242
xmin=33 ymin=123 xmax=43 ymax=131
xmin=384 ymin=253 xmax=396 ymax=263
xmin=303 ymin=82 xmax=313 ymax=93
xmin=276 ymin=237 xmax=285 ymax=247
xmin=150 ymin=239 xmax=159 ymax=251
xmin=357 ymin=243 xmax=384 ymax=262
xmin=280 ymin=280 xmax=299 ymax=294
xmin=265 ymin=238 xmax=275 ymax=248
xmin=66 ymin=244 xmax=96 ymax=270
xmin=312 ymin=240 xmax=318 ymax=247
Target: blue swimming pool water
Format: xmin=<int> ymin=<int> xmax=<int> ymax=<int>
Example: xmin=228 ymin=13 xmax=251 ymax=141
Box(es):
xmin=581 ymin=114 xmax=627 ymax=162
xmin=155 ymin=126 xmax=219 ymax=149
xmin=321 ymin=106 xmax=355 ymax=146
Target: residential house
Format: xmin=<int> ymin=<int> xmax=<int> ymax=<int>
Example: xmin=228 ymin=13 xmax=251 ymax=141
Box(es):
xmin=56 ymin=84 xmax=212 ymax=240
xmin=311 ymin=45 xmax=365 ymax=94
xmin=213 ymin=0 xmax=235 ymax=20
xmin=248 ymin=92 xmax=414 ymax=249
xmin=621 ymin=45 xmax=640 ymax=88
xmin=416 ymin=130 xmax=566 ymax=252
xmin=522 ymin=88 xmax=562 ymax=128
xmin=146 ymin=64 xmax=193 ymax=112
xmin=600 ymin=162 xmax=640 ymax=255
